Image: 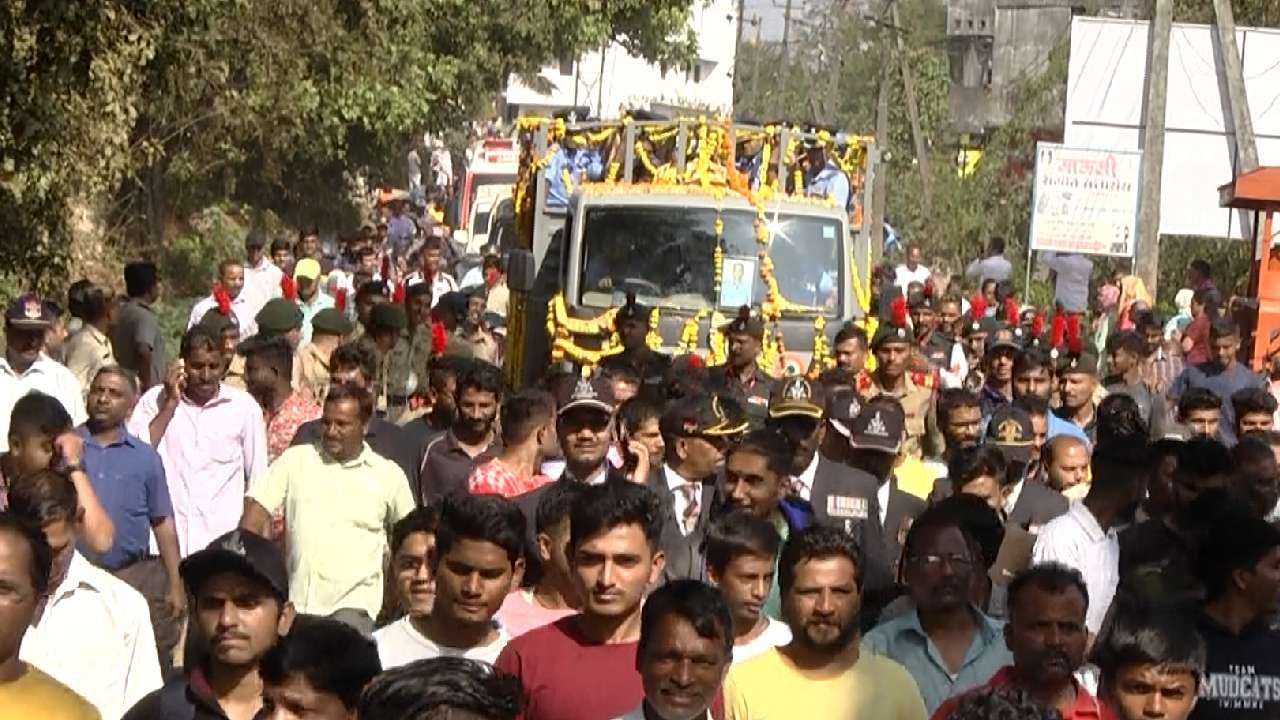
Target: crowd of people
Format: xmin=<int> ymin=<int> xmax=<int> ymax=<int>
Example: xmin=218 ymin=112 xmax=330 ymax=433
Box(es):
xmin=0 ymin=202 xmax=1275 ymax=720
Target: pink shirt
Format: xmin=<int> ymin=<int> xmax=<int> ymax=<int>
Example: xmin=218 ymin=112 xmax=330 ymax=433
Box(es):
xmin=496 ymin=590 xmax=576 ymax=639
xmin=128 ymin=383 xmax=267 ymax=557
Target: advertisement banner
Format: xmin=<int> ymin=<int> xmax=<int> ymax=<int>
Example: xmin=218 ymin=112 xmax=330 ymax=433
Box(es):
xmin=1028 ymin=143 xmax=1142 ymax=257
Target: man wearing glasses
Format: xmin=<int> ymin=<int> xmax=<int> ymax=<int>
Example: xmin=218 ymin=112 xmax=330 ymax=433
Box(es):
xmin=862 ymin=505 xmax=1014 ymax=715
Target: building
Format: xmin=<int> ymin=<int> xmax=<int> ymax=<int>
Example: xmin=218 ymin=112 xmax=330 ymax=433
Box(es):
xmin=502 ymin=0 xmax=737 ymax=119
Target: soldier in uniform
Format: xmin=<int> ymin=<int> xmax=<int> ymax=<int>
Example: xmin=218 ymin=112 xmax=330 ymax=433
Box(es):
xmin=707 ymin=306 xmax=776 ymax=427
xmin=1055 ymin=343 xmax=1102 ymax=444
xmin=911 ymin=289 xmax=968 ymax=389
xmin=979 ymin=326 xmax=1020 ymax=416
xmin=296 ymin=307 xmax=353 ymax=404
xmin=611 ymin=294 xmax=670 ymax=403
xmin=366 ymin=302 xmax=411 ymax=420
xmin=857 ymin=307 xmax=943 ymax=460
xmin=765 ymin=375 xmax=894 ymax=627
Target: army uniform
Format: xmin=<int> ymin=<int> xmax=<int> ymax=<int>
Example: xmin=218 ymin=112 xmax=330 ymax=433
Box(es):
xmin=610 ymin=297 xmax=672 ymax=403
xmin=708 ymin=309 xmax=776 ymax=426
xmin=383 ymin=325 xmax=433 ymax=423
xmin=857 ymin=370 xmax=940 ymax=459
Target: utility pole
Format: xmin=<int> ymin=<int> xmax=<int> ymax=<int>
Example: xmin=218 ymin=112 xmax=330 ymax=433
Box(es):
xmin=870 ymin=36 xmax=891 ymax=267
xmin=1212 ymin=0 xmax=1259 ymax=173
xmin=750 ymin=18 xmax=763 ymax=107
xmin=890 ymin=0 xmax=933 ymax=215
xmin=1134 ymin=0 xmax=1172 ymax=297
xmin=735 ymin=0 xmax=747 ymax=99
xmin=781 ymin=0 xmax=794 ymax=66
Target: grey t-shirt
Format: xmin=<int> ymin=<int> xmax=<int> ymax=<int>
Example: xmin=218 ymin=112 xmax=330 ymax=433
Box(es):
xmin=111 ymin=298 xmax=168 ymax=388
xmin=965 ymin=254 xmax=1013 ymax=284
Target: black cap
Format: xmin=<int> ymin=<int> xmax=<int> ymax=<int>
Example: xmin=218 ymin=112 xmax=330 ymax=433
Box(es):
xmin=5 ymin=293 xmax=55 ymax=329
xmin=1057 ymin=344 xmax=1100 ymax=376
xmin=848 ymin=400 xmax=905 ymax=454
xmin=986 ymin=326 xmax=1022 ymax=353
xmin=616 ymin=291 xmax=653 ymax=328
xmin=660 ymin=393 xmax=750 ymax=438
xmin=181 ymin=529 xmax=289 ymax=601
xmin=721 ymin=306 xmax=765 ymax=340
xmin=369 ymin=303 xmax=407 ymax=331
xmin=824 ymin=388 xmax=863 ymax=438
xmin=871 ymin=321 xmax=913 ymax=349
xmin=985 ymin=404 xmax=1035 ymax=464
xmin=768 ymin=376 xmax=825 ymax=420
xmin=557 ymin=375 xmax=616 ymax=415
xmin=907 ymin=290 xmax=934 ymax=310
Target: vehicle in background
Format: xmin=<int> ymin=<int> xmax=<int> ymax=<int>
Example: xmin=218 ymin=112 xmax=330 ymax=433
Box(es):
xmin=453 ymin=137 xmax=518 ymax=249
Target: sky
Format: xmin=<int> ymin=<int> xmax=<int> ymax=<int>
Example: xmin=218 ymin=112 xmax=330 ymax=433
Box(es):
xmin=743 ymin=0 xmax=805 ymax=42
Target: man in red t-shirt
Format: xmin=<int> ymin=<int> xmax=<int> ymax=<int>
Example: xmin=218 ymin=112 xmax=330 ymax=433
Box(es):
xmin=495 ymin=481 xmax=666 ymax=720
xmin=932 ymin=562 xmax=1115 ymax=720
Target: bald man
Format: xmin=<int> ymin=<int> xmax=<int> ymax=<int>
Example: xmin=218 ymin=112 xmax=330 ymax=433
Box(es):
xmin=1044 ymin=435 xmax=1090 ymax=500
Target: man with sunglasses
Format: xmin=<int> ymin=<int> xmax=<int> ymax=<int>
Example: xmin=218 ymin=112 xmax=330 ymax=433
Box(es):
xmin=650 ymin=392 xmax=749 ymax=581
xmin=765 ymin=377 xmax=893 ymax=620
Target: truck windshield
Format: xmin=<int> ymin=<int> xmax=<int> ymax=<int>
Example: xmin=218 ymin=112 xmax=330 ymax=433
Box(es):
xmin=578 ymin=205 xmax=842 ymax=314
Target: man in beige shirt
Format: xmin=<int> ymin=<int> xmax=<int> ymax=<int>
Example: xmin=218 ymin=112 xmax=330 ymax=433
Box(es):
xmin=240 ymin=382 xmax=415 ymax=631
xmin=63 ymin=285 xmax=116 ymax=400
xmin=296 ymin=308 xmax=352 ymax=404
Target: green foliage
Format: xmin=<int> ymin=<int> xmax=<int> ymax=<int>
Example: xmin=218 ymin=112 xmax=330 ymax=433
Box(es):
xmin=159 ymin=206 xmax=251 ymax=298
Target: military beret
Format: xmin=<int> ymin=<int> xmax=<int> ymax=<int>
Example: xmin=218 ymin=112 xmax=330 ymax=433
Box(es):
xmin=311 ymin=307 xmax=353 ymax=337
xmin=255 ymin=298 xmax=304 ymax=337
xmin=369 ymin=302 xmax=407 ymax=331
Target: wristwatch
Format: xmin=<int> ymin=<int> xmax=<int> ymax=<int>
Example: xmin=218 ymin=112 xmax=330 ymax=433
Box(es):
xmin=63 ymin=463 xmax=85 ymax=474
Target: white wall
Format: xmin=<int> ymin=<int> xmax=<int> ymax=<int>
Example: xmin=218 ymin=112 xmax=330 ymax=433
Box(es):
xmin=505 ymin=0 xmax=738 ymax=117
xmin=1064 ymin=16 xmax=1280 ymax=240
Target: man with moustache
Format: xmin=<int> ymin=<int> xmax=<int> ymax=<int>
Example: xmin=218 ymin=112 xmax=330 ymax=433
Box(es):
xmin=723 ymin=525 xmax=927 ymax=719
xmin=1033 ymin=439 xmax=1148 ymax=640
xmin=418 ymin=361 xmax=504 ymax=502
xmin=123 ymin=530 xmax=296 ymax=720
xmin=616 ymin=580 xmax=735 ymax=720
xmin=979 ymin=327 xmax=1019 ymax=416
xmin=187 ymin=260 xmax=260 ymax=337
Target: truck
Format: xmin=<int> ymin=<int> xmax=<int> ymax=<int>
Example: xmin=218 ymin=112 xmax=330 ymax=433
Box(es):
xmin=502 ymin=117 xmax=877 ymax=388
xmin=454 ymin=136 xmax=519 ymax=254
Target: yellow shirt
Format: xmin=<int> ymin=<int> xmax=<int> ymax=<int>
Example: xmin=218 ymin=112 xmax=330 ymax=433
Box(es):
xmin=893 ymin=455 xmax=937 ymax=501
xmin=248 ymin=442 xmax=416 ymax=618
xmin=0 ymin=664 xmax=100 ymax=720
xmin=723 ymin=647 xmax=927 ymax=720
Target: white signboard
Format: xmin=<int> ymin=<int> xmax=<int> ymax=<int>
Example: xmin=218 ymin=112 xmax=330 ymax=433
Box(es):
xmin=1028 ymin=143 xmax=1142 ymax=257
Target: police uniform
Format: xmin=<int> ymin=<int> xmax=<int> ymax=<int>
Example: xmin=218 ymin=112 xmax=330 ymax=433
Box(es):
xmin=296 ymin=308 xmax=353 ymax=404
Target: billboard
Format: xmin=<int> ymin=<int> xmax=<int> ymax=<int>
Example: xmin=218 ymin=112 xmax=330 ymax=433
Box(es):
xmin=1065 ymin=17 xmax=1280 ymax=240
xmin=1029 ymin=143 xmax=1142 ymax=257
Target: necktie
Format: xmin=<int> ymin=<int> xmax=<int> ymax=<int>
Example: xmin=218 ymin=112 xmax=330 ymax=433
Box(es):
xmin=679 ymin=483 xmax=701 ymax=535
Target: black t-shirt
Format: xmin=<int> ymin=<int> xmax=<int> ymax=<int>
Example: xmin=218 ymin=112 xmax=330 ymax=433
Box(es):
xmin=1192 ymin=612 xmax=1280 ymax=719
xmin=1118 ymin=519 xmax=1203 ymax=607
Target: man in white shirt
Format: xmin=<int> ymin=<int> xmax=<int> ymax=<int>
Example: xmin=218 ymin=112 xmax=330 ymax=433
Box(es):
xmin=403 ymin=235 xmax=458 ymax=308
xmin=1032 ymin=439 xmax=1147 ymax=638
xmin=616 ymin=579 xmax=734 ymax=720
xmin=704 ymin=511 xmax=792 ymax=664
xmin=1039 ymin=252 xmax=1094 ymax=314
xmin=0 ymin=293 xmax=87 ymax=451
xmin=186 ymin=260 xmax=261 ymax=337
xmin=893 ymin=244 xmax=931 ymax=294
xmin=10 ymin=468 xmax=161 ymax=719
xmin=375 ymin=493 xmax=522 ymax=668
xmin=242 ymin=233 xmax=283 ymax=316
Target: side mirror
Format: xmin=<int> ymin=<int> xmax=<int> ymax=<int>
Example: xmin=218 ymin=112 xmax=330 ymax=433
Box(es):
xmin=506 ymin=249 xmax=536 ymax=292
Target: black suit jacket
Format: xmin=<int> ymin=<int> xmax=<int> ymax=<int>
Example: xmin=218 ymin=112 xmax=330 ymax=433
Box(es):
xmin=1006 ymin=479 xmax=1069 ymax=532
xmin=881 ymin=480 xmax=927 ymax=578
xmin=646 ymin=465 xmax=718 ymax=584
xmin=807 ymin=456 xmax=893 ymax=599
xmin=513 ymin=468 xmax=631 ymax=585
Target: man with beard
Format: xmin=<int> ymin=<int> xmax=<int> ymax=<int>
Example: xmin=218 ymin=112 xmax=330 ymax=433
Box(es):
xmin=932 ymin=563 xmax=1100 ymax=720
xmin=187 ymin=260 xmax=260 ymax=337
xmin=290 ymin=341 xmax=420 ymax=486
xmin=1032 ymin=438 xmax=1147 ymax=640
xmin=722 ymin=525 xmax=927 ymax=719
xmin=1013 ymin=349 xmax=1088 ymax=445
xmin=418 ymin=360 xmax=504 ymax=502
xmin=374 ymin=494 xmax=523 ymax=667
xmin=127 ymin=326 xmax=267 ymax=558
xmin=708 ymin=308 xmax=776 ymax=426
xmin=859 ymin=311 xmax=942 ymax=459
xmin=240 ymin=334 xmax=321 ymax=463
xmin=979 ymin=328 xmax=1019 ymax=416
xmin=620 ymin=580 xmax=735 ymax=720
xmin=241 ymin=383 xmax=415 ymax=631
xmin=496 ymin=481 xmax=667 ymax=720
xmin=400 ymin=355 xmax=464 ymax=452
xmin=1119 ymin=438 xmax=1232 ymax=607
xmin=863 ymin=506 xmax=1013 ymax=714
xmin=123 ymin=529 xmax=296 ymax=720
xmin=653 ymin=392 xmax=749 ymax=582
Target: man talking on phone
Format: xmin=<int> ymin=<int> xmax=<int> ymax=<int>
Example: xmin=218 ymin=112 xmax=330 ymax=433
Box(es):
xmin=128 ymin=326 xmax=268 ymax=557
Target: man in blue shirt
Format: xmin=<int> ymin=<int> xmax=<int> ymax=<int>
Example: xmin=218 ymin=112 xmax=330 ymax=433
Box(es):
xmin=544 ymin=139 xmax=604 ymax=207
xmin=1169 ymin=318 xmax=1265 ymax=446
xmin=803 ymin=141 xmax=851 ymax=209
xmin=862 ymin=505 xmax=1013 ymax=715
xmin=79 ymin=365 xmax=184 ymax=675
